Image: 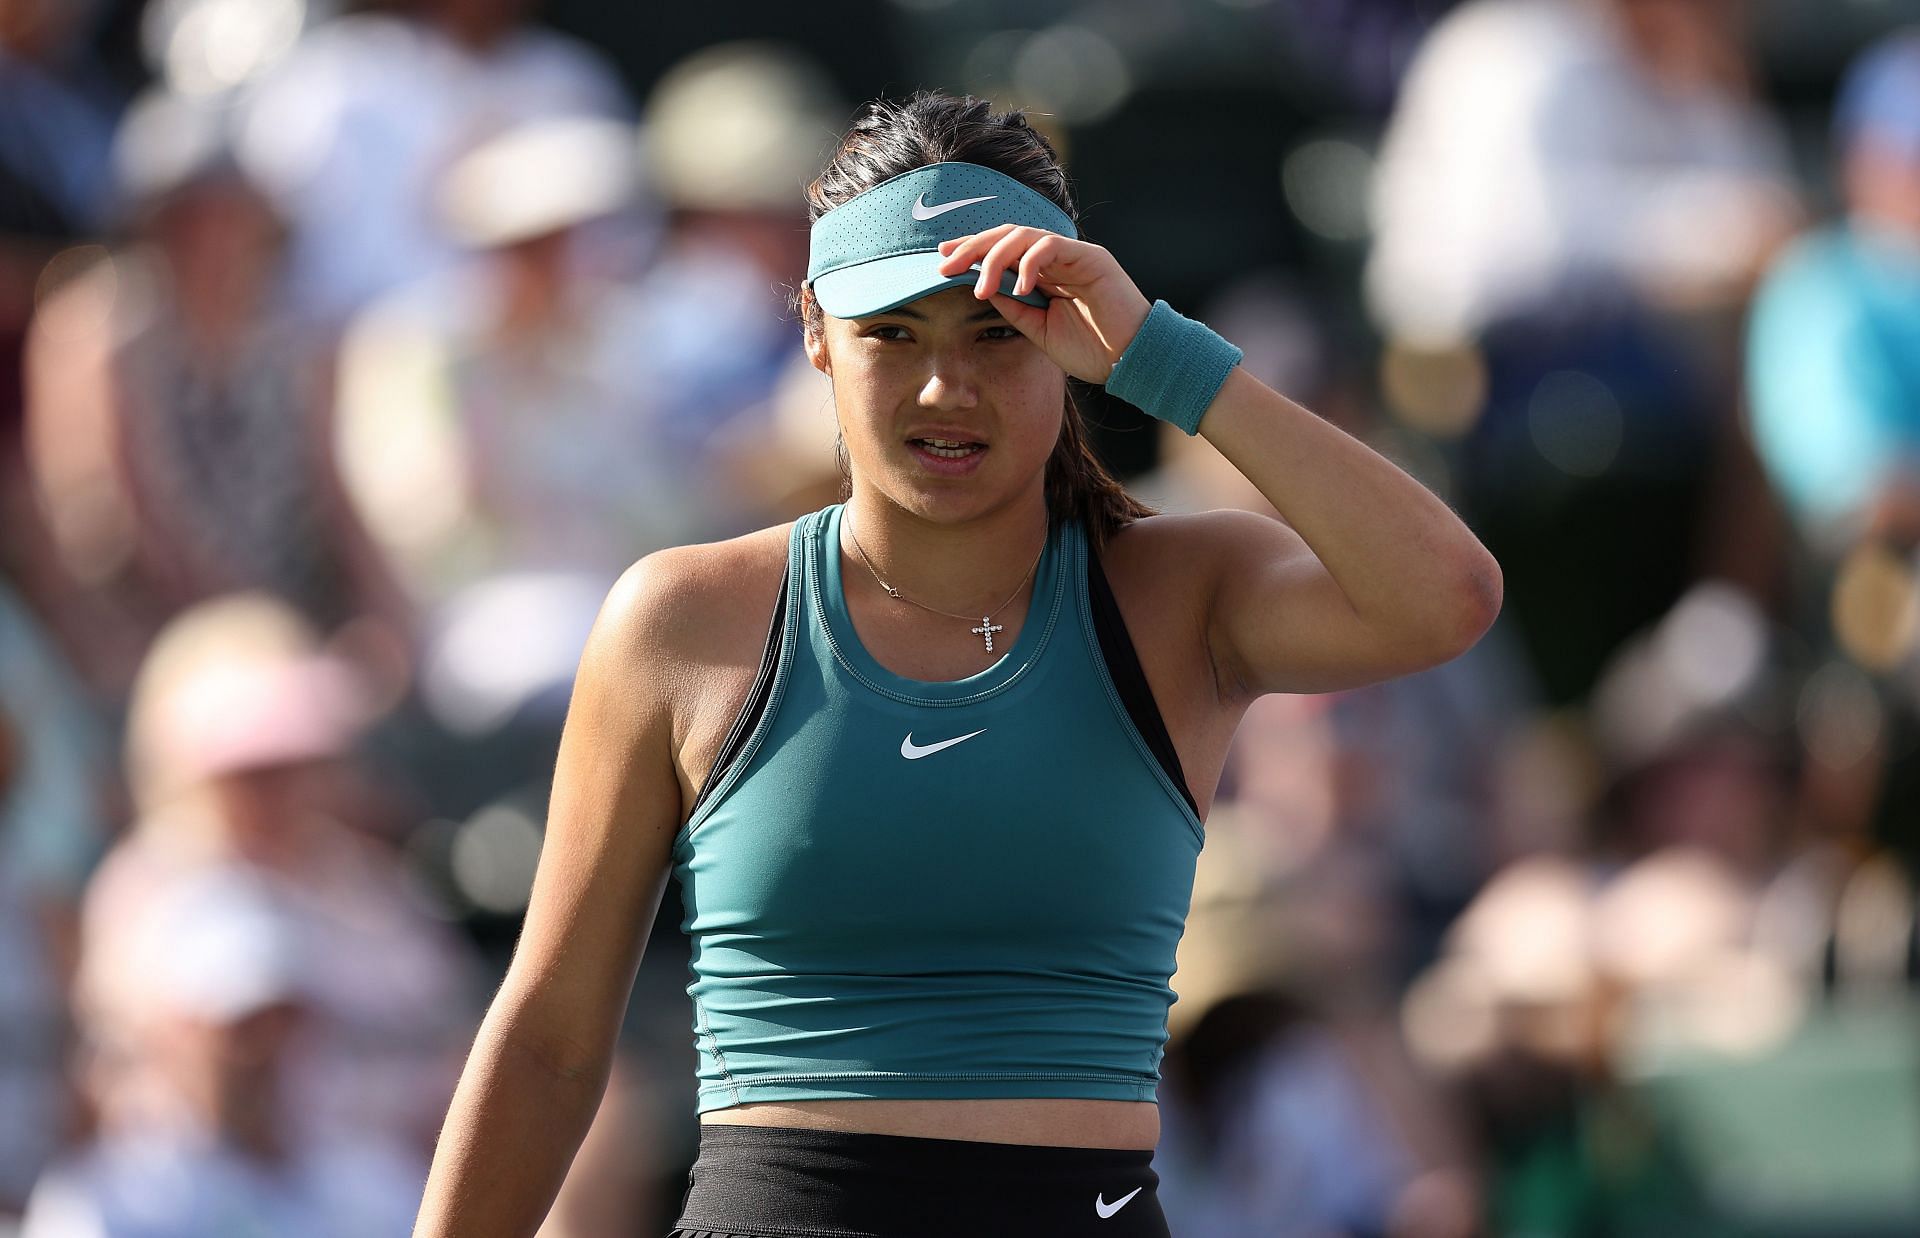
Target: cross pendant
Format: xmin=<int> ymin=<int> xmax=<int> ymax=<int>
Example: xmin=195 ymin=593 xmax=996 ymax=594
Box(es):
xmin=972 ymin=616 xmax=1003 ymax=652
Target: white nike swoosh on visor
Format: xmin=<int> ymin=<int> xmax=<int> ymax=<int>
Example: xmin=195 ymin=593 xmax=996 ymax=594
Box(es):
xmin=912 ymin=192 xmax=997 ymax=220
xmin=1095 ymin=1187 xmax=1143 ymax=1219
xmin=900 ymin=728 xmax=987 ymax=759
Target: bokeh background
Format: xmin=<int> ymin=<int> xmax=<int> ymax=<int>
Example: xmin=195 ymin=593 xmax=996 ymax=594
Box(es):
xmin=5 ymin=0 xmax=1920 ymax=1234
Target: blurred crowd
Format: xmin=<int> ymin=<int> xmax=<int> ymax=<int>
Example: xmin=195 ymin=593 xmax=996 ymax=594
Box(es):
xmin=3 ymin=0 xmax=1920 ymax=1235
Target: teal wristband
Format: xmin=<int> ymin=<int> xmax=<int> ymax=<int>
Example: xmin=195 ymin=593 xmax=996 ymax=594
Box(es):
xmin=1102 ymin=299 xmax=1243 ymax=435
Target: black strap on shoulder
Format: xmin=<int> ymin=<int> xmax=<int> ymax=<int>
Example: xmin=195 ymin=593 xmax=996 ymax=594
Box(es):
xmin=1086 ymin=542 xmax=1200 ymax=819
xmin=688 ymin=572 xmax=788 ymax=820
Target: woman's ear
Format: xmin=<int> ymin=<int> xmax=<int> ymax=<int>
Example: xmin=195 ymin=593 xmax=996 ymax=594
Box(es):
xmin=800 ymin=286 xmax=831 ymax=376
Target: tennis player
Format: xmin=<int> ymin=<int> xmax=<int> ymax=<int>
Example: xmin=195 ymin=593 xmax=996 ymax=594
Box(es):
xmin=413 ymin=91 xmax=1501 ymax=1238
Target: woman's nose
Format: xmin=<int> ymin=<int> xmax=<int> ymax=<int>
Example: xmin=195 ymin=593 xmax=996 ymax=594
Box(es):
xmin=917 ymin=351 xmax=979 ymax=410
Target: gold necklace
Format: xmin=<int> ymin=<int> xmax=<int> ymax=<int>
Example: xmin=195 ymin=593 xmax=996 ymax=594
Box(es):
xmin=845 ymin=518 xmax=1045 ymax=653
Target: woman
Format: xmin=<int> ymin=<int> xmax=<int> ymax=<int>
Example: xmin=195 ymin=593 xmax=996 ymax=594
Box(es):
xmin=414 ymin=92 xmax=1501 ymax=1238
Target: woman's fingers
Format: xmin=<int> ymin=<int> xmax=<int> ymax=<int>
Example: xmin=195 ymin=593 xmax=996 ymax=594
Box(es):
xmin=935 ymin=225 xmax=1022 ymax=275
xmin=939 ymin=227 xmax=1095 ymax=302
xmin=937 ymin=226 xmax=1075 ymax=278
xmin=973 ymin=228 xmax=1045 ymax=299
xmin=1013 ymin=234 xmax=1065 ymax=297
xmin=984 ymin=291 xmax=1047 ymax=339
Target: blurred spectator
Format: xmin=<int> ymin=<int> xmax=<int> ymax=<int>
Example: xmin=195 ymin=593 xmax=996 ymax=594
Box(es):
xmin=22 ymin=87 xmax=411 ymax=698
xmin=0 ymin=576 xmax=111 ymax=931
xmin=332 ymin=112 xmax=691 ymax=806
xmin=0 ymin=0 xmax=124 ymax=617
xmin=1400 ymin=855 xmax=1721 ymax=1234
xmin=626 ymin=41 xmax=842 ymax=496
xmin=1398 ymin=659 xmax=1920 ymax=1237
xmin=1586 ymin=579 xmax=1801 ymax=875
xmin=1746 ymin=27 xmax=1920 ymax=559
xmin=1365 ymin=0 xmax=1801 ymax=705
xmin=331 ymin=128 xmax=626 ymax=817
xmin=0 ymin=704 xmax=66 ymax=1222
xmin=76 ymin=594 xmax=482 ymax=1159
xmin=245 ymin=0 xmax=635 ymax=327
xmin=335 ymin=116 xmax=696 ymax=611
xmin=1156 ymin=789 xmax=1479 ymax=1238
xmin=1159 ymin=996 xmax=1440 ymax=1238
xmin=331 ymin=42 xmax=841 ymax=784
xmin=1329 ymin=623 xmax=1541 ymax=982
xmin=1742 ymin=19 xmax=1920 ymax=864
xmin=0 ymin=577 xmax=112 ymax=1216
xmin=21 ymin=868 xmax=425 ymax=1237
xmin=1368 ymin=0 xmax=1797 ymax=344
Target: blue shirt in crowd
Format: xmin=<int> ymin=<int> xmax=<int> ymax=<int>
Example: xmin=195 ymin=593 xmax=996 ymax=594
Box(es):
xmin=1746 ymin=222 xmax=1920 ymax=543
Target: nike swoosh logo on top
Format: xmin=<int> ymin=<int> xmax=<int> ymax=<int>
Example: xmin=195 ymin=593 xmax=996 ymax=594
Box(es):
xmin=912 ymin=192 xmax=997 ymax=220
xmin=900 ymin=728 xmax=987 ymax=759
xmin=1095 ymin=1187 xmax=1143 ymax=1219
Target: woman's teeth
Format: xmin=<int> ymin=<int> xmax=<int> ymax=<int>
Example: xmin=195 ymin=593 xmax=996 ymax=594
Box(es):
xmin=914 ymin=438 xmax=983 ymax=458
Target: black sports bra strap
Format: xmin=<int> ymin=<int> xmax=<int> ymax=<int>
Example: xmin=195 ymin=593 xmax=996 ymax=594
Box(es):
xmin=1086 ymin=543 xmax=1200 ymax=819
xmin=688 ymin=572 xmax=789 ymax=820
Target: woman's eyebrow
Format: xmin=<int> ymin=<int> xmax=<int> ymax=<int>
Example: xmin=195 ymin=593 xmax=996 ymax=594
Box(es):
xmin=861 ymin=304 xmax=1007 ymax=324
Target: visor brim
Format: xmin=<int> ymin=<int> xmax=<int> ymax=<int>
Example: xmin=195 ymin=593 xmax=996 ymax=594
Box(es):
xmin=810 ymin=250 xmax=1050 ymax=319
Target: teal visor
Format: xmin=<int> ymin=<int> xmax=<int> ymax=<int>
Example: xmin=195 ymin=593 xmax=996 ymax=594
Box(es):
xmin=804 ymin=161 xmax=1078 ymax=319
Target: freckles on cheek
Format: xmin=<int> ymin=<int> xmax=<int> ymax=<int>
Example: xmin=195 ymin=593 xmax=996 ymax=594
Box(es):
xmin=1002 ymin=359 xmax=1067 ymax=425
xmin=827 ymin=345 xmax=897 ymax=399
xmin=833 ymin=376 xmax=897 ymax=434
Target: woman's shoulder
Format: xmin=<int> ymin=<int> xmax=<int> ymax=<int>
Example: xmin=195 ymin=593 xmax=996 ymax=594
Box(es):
xmin=596 ymin=520 xmax=799 ymax=672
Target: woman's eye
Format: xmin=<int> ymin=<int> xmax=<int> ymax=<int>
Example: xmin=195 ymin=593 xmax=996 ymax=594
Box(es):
xmin=866 ymin=325 xmax=910 ymax=341
xmin=982 ymin=325 xmax=1021 ymax=341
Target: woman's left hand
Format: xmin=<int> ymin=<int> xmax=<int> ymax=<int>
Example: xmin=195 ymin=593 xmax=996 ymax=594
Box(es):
xmin=934 ymin=227 xmax=1152 ymax=385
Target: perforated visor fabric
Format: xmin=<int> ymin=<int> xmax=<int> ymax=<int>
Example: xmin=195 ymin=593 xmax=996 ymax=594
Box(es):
xmin=805 ymin=161 xmax=1077 ymax=319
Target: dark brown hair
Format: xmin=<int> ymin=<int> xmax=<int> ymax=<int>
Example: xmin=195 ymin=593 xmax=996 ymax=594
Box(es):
xmin=793 ymin=91 xmax=1156 ymax=553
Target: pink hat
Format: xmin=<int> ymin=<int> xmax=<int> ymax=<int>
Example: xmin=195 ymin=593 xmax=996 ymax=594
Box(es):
xmin=155 ymin=655 xmax=369 ymax=784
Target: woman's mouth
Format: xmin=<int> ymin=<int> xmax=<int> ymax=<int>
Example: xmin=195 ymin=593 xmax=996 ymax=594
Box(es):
xmin=912 ymin=437 xmax=984 ymax=459
xmin=907 ymin=437 xmax=987 ymax=475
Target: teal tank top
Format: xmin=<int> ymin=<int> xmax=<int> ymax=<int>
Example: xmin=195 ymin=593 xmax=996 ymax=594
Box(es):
xmin=669 ymin=501 xmax=1206 ymax=1113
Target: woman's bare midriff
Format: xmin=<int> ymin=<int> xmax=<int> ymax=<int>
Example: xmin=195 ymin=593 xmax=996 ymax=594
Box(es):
xmin=699 ymin=1097 xmax=1160 ymax=1150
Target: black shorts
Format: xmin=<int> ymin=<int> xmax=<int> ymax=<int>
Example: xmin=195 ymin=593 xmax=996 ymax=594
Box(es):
xmin=667 ymin=1122 xmax=1172 ymax=1238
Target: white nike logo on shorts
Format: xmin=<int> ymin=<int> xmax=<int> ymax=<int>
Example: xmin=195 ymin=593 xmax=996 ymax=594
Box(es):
xmin=912 ymin=192 xmax=997 ymax=220
xmin=899 ymin=728 xmax=986 ymax=759
xmin=1095 ymin=1187 xmax=1143 ymax=1218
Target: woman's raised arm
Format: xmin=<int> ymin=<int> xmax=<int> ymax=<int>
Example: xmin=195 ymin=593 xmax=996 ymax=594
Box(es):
xmin=414 ymin=549 xmax=694 ymax=1238
xmin=938 ymin=226 xmax=1502 ymax=700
